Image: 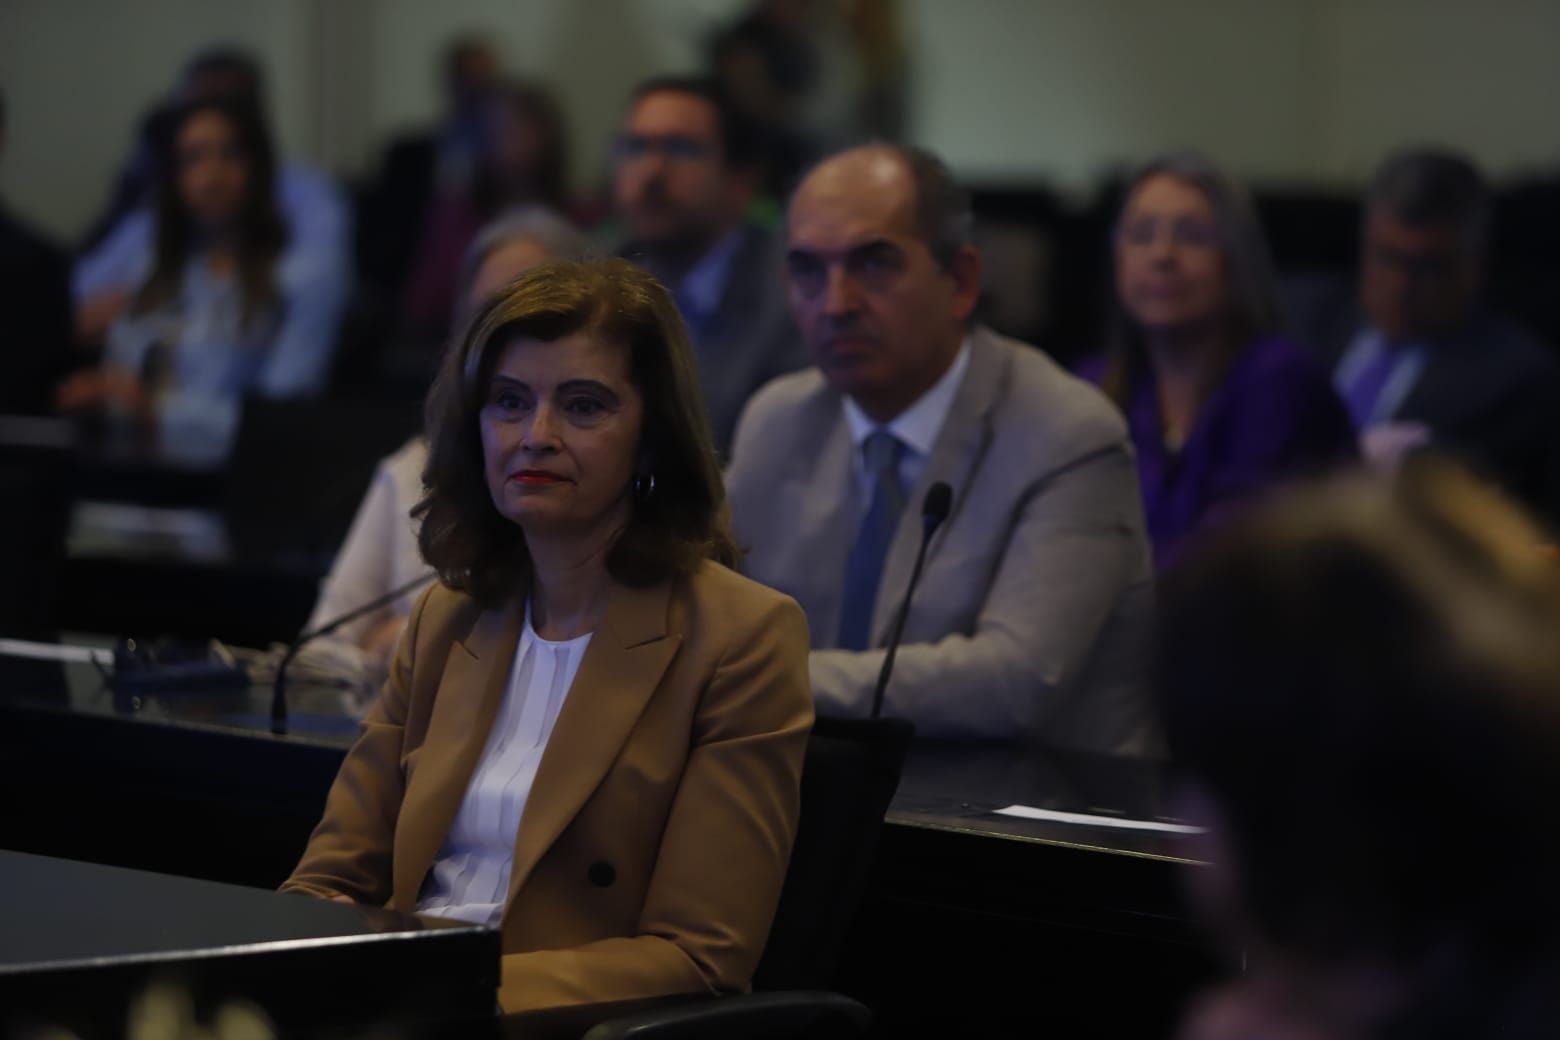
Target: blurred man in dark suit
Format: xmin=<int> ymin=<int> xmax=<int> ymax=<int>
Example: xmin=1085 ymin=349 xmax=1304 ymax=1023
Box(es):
xmin=357 ymin=36 xmax=500 ymax=300
xmin=1290 ymin=148 xmax=1560 ymax=524
xmin=0 ymin=87 xmax=71 ymax=415
xmin=613 ymin=76 xmax=805 ymax=453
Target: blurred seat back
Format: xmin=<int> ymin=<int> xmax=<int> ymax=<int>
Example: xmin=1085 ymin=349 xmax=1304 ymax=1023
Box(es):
xmin=0 ymin=416 xmax=75 ymax=639
xmin=754 ymin=715 xmax=916 ymax=991
xmin=223 ymin=396 xmax=422 ymax=568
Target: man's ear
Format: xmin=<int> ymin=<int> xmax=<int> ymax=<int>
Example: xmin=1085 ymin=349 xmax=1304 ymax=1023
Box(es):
xmin=947 ymin=245 xmax=983 ymax=324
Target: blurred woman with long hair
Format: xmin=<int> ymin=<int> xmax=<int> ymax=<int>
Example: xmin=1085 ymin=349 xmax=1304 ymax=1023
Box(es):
xmin=58 ymin=93 xmax=347 ymax=460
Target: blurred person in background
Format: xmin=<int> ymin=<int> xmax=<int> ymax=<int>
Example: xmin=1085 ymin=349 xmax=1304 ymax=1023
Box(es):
xmin=711 ymin=0 xmax=910 ymax=191
xmin=73 ymin=47 xmax=348 ymax=354
xmin=358 ymin=34 xmax=501 ymax=300
xmin=1080 ymin=152 xmax=1356 ymax=568
xmin=1291 ymin=148 xmax=1560 ymax=524
xmin=0 ymin=86 xmax=73 ymax=415
xmin=56 ymin=94 xmax=348 ymax=463
xmin=613 ymin=75 xmax=805 ymax=453
xmin=397 ymin=79 xmax=572 ymax=351
xmin=1160 ymin=465 xmax=1560 ymax=1040
xmin=305 ymin=207 xmax=587 ymax=688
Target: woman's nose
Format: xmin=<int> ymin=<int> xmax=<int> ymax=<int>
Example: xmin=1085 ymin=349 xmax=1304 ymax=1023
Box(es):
xmin=522 ymin=402 xmax=562 ymax=452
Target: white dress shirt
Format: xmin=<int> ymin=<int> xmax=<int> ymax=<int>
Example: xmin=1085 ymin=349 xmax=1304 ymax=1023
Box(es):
xmin=418 ymin=605 xmax=592 ymax=926
xmin=841 ymin=337 xmax=972 ymax=499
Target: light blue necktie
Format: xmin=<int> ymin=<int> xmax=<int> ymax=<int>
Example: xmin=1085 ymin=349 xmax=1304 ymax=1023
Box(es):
xmin=1343 ymin=342 xmax=1398 ymax=429
xmin=837 ymin=430 xmax=906 ymax=650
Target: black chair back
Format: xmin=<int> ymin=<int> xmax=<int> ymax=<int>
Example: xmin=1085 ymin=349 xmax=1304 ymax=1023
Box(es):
xmin=0 ymin=416 xmax=75 ymax=639
xmin=223 ymin=396 xmax=422 ymax=567
xmin=753 ymin=715 xmax=915 ymax=991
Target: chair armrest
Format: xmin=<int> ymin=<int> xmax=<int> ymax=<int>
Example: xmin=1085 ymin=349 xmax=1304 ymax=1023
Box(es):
xmin=581 ymin=990 xmax=871 ymax=1040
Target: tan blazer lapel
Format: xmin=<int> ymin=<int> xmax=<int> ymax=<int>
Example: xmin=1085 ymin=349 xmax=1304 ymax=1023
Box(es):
xmin=504 ymin=577 xmax=682 ymax=909
xmin=391 ymin=598 xmax=522 ymax=912
xmin=871 ymin=331 xmax=1005 ymax=645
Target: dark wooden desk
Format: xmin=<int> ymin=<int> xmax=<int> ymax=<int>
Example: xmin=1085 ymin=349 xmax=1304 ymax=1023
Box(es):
xmin=1 ymin=654 xmax=1218 ymax=1038
xmin=840 ymin=743 xmax=1216 ymax=1037
xmin=0 ymin=850 xmax=498 ymax=1038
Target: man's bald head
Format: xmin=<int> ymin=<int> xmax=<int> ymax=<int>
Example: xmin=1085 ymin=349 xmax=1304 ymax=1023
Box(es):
xmin=791 ymin=144 xmax=972 ymax=271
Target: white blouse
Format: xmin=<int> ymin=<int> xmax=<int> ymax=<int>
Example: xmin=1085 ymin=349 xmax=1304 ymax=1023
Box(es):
xmin=417 ymin=605 xmax=592 ymax=925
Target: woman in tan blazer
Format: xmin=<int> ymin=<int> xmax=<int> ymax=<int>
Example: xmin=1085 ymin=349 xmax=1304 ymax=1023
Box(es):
xmin=282 ymin=258 xmax=813 ymax=1013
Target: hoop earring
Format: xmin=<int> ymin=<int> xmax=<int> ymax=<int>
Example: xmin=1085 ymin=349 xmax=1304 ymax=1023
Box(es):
xmin=633 ymin=473 xmax=657 ymax=499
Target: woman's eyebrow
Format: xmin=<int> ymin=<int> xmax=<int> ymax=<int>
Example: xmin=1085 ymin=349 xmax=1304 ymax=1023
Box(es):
xmin=489 ymin=374 xmax=530 ymax=392
xmin=556 ymin=379 xmax=620 ymax=403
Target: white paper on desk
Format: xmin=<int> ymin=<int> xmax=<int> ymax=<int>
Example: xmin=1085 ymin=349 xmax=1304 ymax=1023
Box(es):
xmin=994 ymin=804 xmax=1206 ymax=835
xmin=0 ymin=638 xmax=114 ymax=667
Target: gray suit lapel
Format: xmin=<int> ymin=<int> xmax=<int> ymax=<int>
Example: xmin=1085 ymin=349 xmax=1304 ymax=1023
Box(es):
xmin=786 ymin=398 xmax=862 ymax=647
xmin=870 ymin=330 xmax=1005 ymax=644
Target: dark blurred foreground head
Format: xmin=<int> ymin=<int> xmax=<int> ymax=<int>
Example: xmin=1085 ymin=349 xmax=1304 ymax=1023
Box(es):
xmin=1159 ymin=463 xmax=1560 ymax=1039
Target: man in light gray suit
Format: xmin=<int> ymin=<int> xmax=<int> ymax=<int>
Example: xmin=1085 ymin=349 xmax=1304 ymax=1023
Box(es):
xmin=613 ymin=76 xmax=806 ymax=453
xmin=726 ymin=144 xmax=1156 ymax=753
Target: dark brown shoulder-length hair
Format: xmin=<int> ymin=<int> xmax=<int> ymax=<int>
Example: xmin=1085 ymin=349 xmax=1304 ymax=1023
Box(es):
xmin=132 ymin=93 xmax=288 ymax=329
xmin=1100 ymin=151 xmax=1282 ymax=411
xmin=415 ymin=257 xmax=740 ymax=606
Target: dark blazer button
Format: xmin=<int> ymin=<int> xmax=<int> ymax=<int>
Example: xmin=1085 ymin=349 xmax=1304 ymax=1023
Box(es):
xmin=588 ymin=861 xmax=616 ymax=888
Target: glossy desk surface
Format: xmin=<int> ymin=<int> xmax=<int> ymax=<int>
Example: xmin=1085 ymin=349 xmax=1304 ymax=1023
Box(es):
xmin=0 ymin=849 xmax=485 ymax=970
xmin=0 ymin=850 xmax=499 ymax=1036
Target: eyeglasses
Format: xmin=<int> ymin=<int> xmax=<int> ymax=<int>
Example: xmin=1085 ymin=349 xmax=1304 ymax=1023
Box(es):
xmin=1116 ymin=216 xmax=1220 ymax=251
xmin=613 ymin=133 xmax=715 ymax=164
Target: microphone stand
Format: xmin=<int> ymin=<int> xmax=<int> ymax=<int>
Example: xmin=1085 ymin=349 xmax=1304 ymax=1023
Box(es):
xmin=271 ymin=573 xmax=436 ymax=735
xmin=870 ymin=482 xmax=953 ymax=719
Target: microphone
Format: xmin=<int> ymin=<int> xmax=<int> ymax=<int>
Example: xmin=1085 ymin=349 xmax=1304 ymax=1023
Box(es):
xmin=271 ymin=572 xmax=437 ymax=735
xmin=870 ymin=481 xmax=953 ymax=719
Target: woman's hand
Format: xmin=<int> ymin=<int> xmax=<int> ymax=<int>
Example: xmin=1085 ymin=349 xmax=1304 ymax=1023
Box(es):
xmin=75 ymin=288 xmax=132 ymax=347
xmin=56 ymin=366 xmax=151 ymax=419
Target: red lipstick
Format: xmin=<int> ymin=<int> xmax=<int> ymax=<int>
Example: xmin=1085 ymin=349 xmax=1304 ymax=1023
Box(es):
xmin=512 ymin=469 xmax=567 ymax=485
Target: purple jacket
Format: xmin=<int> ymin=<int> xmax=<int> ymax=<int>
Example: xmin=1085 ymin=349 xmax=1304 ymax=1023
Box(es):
xmin=1080 ymin=336 xmax=1357 ymax=568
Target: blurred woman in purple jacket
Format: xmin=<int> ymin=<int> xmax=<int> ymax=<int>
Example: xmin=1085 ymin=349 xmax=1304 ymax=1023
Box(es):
xmin=1081 ymin=153 xmax=1356 ymax=568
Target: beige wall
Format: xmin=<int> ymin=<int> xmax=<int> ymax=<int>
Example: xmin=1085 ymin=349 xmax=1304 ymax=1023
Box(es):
xmin=1321 ymin=0 xmax=1560 ymax=180
xmin=904 ymin=0 xmax=1325 ymax=186
xmin=0 ymin=0 xmax=317 ymax=238
xmin=2 ymin=0 xmax=1557 ymax=242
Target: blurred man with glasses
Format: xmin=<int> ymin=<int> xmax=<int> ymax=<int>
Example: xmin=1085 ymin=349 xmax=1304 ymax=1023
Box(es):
xmin=612 ymin=76 xmax=805 ymax=453
xmin=1293 ymin=148 xmax=1560 ymax=523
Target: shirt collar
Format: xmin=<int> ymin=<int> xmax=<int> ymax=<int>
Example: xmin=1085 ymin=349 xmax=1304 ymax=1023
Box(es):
xmin=676 ymin=226 xmax=745 ymax=324
xmin=843 ymin=336 xmax=973 ymax=459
